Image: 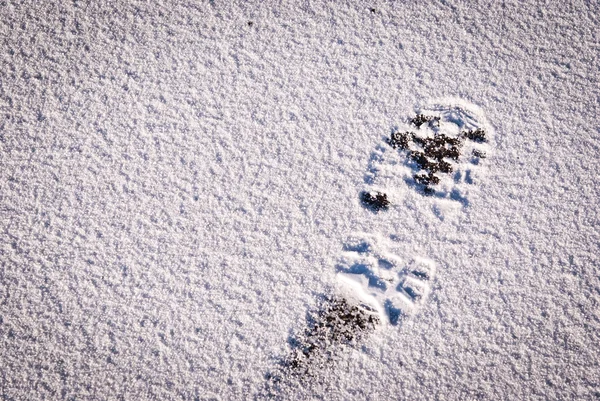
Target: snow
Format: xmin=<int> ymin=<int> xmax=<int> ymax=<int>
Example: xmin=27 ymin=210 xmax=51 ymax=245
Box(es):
xmin=1 ymin=0 xmax=599 ymax=400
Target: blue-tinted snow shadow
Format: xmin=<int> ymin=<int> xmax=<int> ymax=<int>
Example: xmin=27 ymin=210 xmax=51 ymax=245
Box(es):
xmin=335 ymin=262 xmax=387 ymax=291
xmin=384 ymin=300 xmax=404 ymax=326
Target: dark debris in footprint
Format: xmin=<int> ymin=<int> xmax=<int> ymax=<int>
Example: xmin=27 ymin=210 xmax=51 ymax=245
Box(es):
xmin=462 ymin=128 xmax=486 ymax=143
xmin=387 ymin=131 xmax=413 ymax=150
xmin=281 ymin=297 xmax=380 ymax=378
xmin=390 ymin=131 xmax=462 ymax=190
xmin=410 ymin=114 xmax=440 ymax=128
xmin=360 ymin=191 xmax=390 ymax=212
xmin=413 ymin=134 xmax=462 ymax=161
xmin=386 ymin=115 xmax=487 ymax=192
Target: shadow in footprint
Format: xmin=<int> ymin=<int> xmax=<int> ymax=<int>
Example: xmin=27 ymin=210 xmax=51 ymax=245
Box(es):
xmin=337 ymin=262 xmax=388 ymax=290
xmin=342 ymin=241 xmax=371 ymax=253
xmin=449 ymin=188 xmax=469 ymax=207
xmin=384 ymin=299 xmax=404 ymax=326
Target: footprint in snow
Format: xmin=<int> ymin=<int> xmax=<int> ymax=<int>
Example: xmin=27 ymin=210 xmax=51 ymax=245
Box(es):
xmin=362 ymin=99 xmax=493 ymax=214
xmin=336 ymin=233 xmax=436 ymax=326
xmin=338 ymin=100 xmax=493 ymax=327
xmin=267 ymin=100 xmax=492 ymax=388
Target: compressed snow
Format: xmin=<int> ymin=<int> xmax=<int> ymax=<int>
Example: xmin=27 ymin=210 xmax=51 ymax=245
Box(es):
xmin=1 ymin=0 xmax=599 ymax=400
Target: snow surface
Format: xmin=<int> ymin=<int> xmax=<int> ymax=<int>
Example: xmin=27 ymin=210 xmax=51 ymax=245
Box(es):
xmin=1 ymin=1 xmax=599 ymax=400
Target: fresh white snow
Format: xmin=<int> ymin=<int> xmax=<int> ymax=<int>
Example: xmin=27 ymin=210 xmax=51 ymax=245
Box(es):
xmin=1 ymin=1 xmax=599 ymax=400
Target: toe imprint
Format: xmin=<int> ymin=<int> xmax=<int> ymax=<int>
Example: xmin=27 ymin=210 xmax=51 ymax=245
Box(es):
xmin=337 ymin=235 xmax=436 ymax=325
xmin=361 ymin=99 xmax=493 ymax=211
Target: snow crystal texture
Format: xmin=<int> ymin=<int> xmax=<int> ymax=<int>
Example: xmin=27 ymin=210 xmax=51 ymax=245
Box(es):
xmin=1 ymin=1 xmax=599 ymax=400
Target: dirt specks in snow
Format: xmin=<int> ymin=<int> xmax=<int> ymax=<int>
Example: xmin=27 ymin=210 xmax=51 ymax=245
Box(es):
xmin=384 ymin=114 xmax=488 ymax=193
xmin=269 ymin=297 xmax=379 ymax=382
xmin=360 ymin=191 xmax=390 ymax=212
